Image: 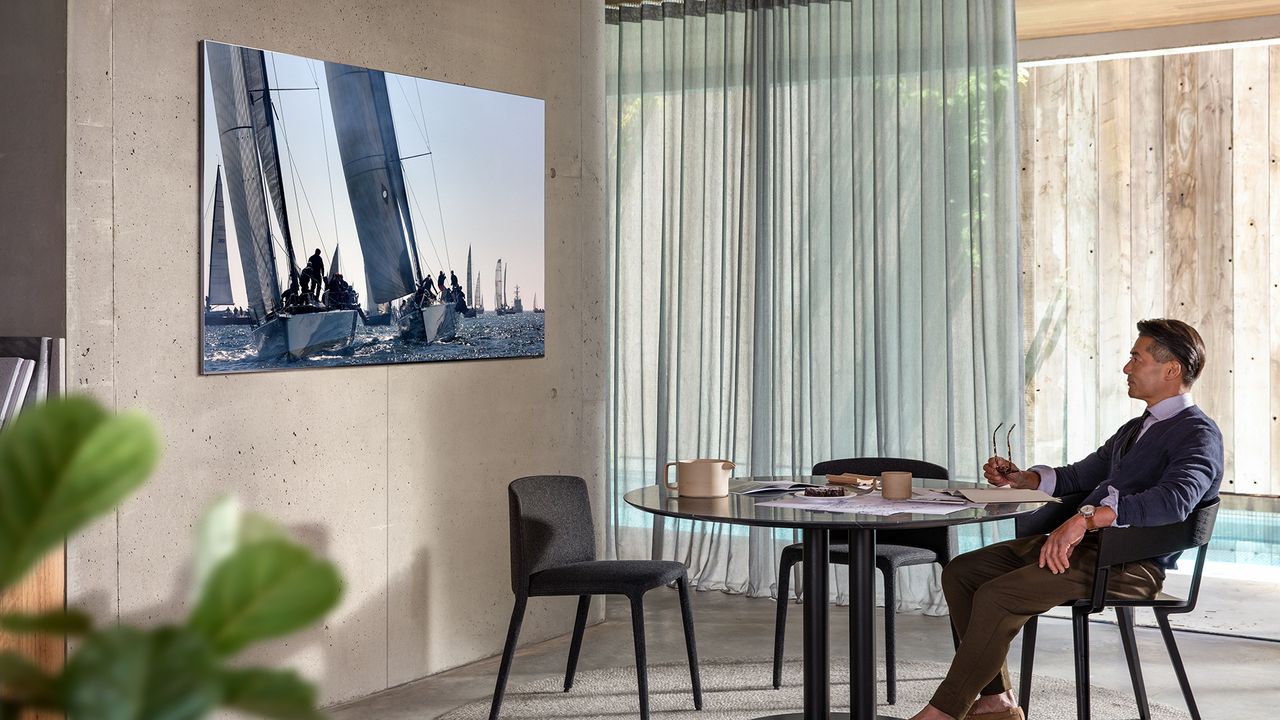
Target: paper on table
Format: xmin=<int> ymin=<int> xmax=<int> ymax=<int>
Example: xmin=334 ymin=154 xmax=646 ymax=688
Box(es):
xmin=755 ymin=495 xmax=980 ymax=515
xmin=952 ymin=487 xmax=1058 ymax=504
xmin=731 ymin=480 xmax=814 ymax=495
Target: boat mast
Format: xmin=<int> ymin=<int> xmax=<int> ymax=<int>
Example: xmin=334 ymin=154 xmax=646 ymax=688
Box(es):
xmin=242 ymin=49 xmax=299 ymax=289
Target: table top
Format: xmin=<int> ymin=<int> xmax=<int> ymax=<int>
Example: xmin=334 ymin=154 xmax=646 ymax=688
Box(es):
xmin=624 ymin=475 xmax=1043 ymax=530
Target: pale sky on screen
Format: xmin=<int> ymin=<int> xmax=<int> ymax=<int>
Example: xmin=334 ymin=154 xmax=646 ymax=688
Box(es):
xmin=201 ymin=41 xmax=546 ymax=310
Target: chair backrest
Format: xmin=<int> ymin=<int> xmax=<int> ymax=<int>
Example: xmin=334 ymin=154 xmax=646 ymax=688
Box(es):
xmin=1096 ymin=498 xmax=1220 ymax=568
xmin=508 ymin=475 xmax=596 ymax=594
xmin=813 ymin=457 xmax=953 ymax=560
xmin=811 ymin=457 xmax=949 ymax=480
xmin=1087 ymin=498 xmax=1220 ymax=612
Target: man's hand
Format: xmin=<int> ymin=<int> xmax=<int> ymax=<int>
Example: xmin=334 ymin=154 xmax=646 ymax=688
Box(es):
xmin=1038 ymin=516 xmax=1087 ymax=574
xmin=982 ymin=456 xmax=1041 ymax=489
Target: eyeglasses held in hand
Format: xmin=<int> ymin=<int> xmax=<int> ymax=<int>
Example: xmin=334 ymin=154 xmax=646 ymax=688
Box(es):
xmin=991 ymin=422 xmax=1016 ymax=475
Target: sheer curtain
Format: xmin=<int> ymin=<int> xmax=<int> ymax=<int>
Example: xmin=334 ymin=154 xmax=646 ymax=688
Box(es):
xmin=605 ymin=0 xmax=1020 ymax=612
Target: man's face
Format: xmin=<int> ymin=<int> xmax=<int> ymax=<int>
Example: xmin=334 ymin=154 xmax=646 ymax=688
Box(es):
xmin=1123 ymin=336 xmax=1180 ymax=402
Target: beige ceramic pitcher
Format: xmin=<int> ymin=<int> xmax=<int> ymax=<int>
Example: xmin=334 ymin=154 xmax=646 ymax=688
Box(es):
xmin=663 ymin=459 xmax=736 ymax=498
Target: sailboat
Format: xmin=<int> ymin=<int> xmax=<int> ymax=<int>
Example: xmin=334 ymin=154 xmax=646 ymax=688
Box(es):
xmin=495 ymin=259 xmax=513 ymax=315
xmin=203 ymin=167 xmax=253 ymax=326
xmin=206 ymin=42 xmax=358 ymax=359
xmin=321 ymin=243 xmax=362 ymax=313
xmin=326 ymin=61 xmax=458 ymax=344
xmin=462 ymin=246 xmax=476 ymax=318
xmin=533 ymin=293 xmax=544 ymax=314
xmin=473 ymin=271 xmax=485 ymax=315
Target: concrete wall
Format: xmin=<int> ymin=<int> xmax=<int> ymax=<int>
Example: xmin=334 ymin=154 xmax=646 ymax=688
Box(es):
xmin=0 ymin=0 xmax=67 ymax=338
xmin=65 ymin=0 xmax=604 ymax=706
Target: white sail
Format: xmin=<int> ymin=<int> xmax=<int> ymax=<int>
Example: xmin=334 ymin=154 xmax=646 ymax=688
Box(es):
xmin=325 ymin=62 xmax=418 ymax=304
xmin=206 ymin=41 xmax=280 ymax=319
xmin=495 ymin=259 xmax=505 ymax=310
xmin=466 ymin=246 xmax=472 ymax=305
xmin=240 ymin=50 xmax=297 ymax=269
xmin=329 ymin=244 xmax=342 ymax=281
xmin=206 ymin=167 xmax=234 ymax=306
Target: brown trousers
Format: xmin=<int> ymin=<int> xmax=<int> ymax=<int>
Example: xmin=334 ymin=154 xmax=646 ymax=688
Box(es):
xmin=929 ymin=534 xmax=1165 ymax=719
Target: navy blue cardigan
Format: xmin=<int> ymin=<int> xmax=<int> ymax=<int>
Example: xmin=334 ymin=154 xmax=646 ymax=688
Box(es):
xmin=1051 ymin=405 xmax=1223 ymax=567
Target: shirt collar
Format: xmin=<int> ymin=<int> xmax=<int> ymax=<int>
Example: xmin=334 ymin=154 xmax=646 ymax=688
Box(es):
xmin=1147 ymin=393 xmax=1194 ymax=422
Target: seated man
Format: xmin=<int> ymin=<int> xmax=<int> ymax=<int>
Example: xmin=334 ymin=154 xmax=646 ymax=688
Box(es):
xmin=909 ymin=318 xmax=1223 ymax=720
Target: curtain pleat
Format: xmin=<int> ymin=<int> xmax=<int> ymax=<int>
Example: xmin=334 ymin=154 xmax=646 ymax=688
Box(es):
xmin=605 ymin=0 xmax=1020 ymax=612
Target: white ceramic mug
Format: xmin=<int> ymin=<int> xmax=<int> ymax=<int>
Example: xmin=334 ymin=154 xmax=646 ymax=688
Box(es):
xmin=663 ymin=459 xmax=735 ymax=498
xmin=880 ymin=471 xmax=912 ymax=500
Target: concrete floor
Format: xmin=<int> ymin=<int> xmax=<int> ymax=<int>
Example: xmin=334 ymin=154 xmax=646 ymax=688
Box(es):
xmin=329 ymin=589 xmax=1280 ymax=719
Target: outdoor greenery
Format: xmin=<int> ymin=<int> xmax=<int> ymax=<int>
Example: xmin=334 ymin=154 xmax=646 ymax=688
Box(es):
xmin=0 ymin=396 xmax=343 ymax=719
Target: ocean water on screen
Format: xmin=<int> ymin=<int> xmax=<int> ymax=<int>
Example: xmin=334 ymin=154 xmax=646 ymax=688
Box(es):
xmin=202 ymin=312 xmax=544 ymax=374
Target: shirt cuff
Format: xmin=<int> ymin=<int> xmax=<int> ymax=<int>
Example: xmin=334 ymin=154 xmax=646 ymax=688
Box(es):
xmin=1101 ymin=486 xmax=1129 ymax=528
xmin=1029 ymin=465 xmax=1056 ymax=495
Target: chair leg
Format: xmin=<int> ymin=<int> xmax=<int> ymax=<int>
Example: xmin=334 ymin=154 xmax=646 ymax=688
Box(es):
xmin=1018 ymin=615 xmax=1037 ymax=717
xmin=1155 ymin=610 xmax=1202 ymax=720
xmin=677 ymin=575 xmax=703 ymax=709
xmin=489 ymin=594 xmax=527 ymax=720
xmin=880 ymin=563 xmax=897 ymax=705
xmin=1116 ymin=607 xmax=1152 ymax=720
xmin=773 ymin=552 xmax=799 ymax=689
xmin=563 ymin=595 xmax=591 ymax=692
xmin=630 ymin=594 xmax=650 ymax=720
xmin=1072 ymin=608 xmax=1091 ymax=720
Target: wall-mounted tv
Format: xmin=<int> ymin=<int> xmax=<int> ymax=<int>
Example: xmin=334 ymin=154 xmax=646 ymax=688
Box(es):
xmin=200 ymin=40 xmax=545 ymax=374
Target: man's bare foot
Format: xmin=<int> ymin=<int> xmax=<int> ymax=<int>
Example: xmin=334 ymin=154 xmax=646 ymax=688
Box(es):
xmin=968 ymin=690 xmax=1017 ymax=715
xmin=907 ymin=704 xmax=955 ymax=720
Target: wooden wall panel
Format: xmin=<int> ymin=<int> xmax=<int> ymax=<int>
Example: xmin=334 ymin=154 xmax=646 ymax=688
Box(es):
xmin=1097 ymin=60 xmax=1132 ymax=436
xmin=1189 ymin=50 xmax=1235 ymax=491
xmin=1030 ymin=64 xmax=1070 ymax=466
xmin=1022 ymin=43 xmax=1280 ymax=496
xmin=1232 ymin=47 xmax=1270 ymax=494
xmin=1018 ymin=70 xmax=1038 ymax=466
xmin=1130 ymin=56 xmax=1165 ymax=322
xmin=1270 ymin=47 xmax=1280 ymax=497
xmin=1065 ymin=63 xmax=1099 ymax=460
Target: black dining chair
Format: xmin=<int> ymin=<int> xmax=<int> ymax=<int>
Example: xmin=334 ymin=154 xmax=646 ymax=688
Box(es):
xmin=489 ymin=475 xmax=702 ymax=720
xmin=772 ymin=457 xmax=956 ymax=703
xmin=1015 ymin=495 xmax=1219 ymax=720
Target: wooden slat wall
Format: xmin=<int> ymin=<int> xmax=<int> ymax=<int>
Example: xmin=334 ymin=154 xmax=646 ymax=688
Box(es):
xmin=1021 ymin=44 xmax=1280 ymax=496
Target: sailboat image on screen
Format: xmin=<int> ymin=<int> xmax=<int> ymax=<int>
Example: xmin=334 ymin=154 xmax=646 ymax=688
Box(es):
xmin=203 ymin=167 xmax=253 ymax=326
xmin=325 ymin=61 xmax=460 ymax=344
xmin=206 ymin=42 xmax=358 ymax=359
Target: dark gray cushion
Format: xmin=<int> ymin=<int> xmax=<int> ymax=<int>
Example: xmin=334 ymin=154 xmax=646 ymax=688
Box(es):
xmin=509 ymin=476 xmax=597 ymax=594
xmin=832 ymin=543 xmax=937 ymax=568
xmin=529 ymin=560 xmax=686 ymax=597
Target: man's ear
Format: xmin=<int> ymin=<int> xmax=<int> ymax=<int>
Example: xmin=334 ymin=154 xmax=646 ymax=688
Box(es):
xmin=1165 ymin=361 xmax=1182 ymax=383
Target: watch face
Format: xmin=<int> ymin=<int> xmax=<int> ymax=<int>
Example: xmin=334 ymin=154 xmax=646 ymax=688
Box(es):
xmin=1079 ymin=504 xmax=1096 ymax=516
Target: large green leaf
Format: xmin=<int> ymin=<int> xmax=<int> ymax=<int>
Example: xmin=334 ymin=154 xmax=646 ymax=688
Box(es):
xmin=188 ymin=540 xmax=342 ymax=656
xmin=222 ymin=667 xmax=322 ymax=720
xmin=0 ymin=397 xmax=159 ymax=591
xmin=0 ymin=609 xmax=93 ymax=635
xmin=60 ymin=627 xmax=220 ymax=720
xmin=190 ymin=496 xmax=286 ymax=604
xmin=0 ymin=651 xmax=56 ymax=704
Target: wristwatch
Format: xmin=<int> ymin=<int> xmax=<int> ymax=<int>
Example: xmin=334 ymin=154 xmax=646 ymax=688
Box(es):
xmin=1078 ymin=504 xmax=1097 ymax=532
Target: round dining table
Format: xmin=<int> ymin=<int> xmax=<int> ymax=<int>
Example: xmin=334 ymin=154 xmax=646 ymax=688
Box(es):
xmin=624 ymin=475 xmax=1043 ymax=720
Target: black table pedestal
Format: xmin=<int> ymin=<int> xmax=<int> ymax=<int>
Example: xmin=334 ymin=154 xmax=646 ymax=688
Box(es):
xmin=757 ymin=527 xmax=896 ymax=720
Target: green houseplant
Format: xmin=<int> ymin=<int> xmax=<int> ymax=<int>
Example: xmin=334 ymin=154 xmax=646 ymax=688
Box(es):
xmin=0 ymin=396 xmax=343 ymax=719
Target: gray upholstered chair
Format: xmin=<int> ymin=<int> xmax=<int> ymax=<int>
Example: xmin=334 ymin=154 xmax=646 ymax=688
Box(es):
xmin=772 ymin=458 xmax=956 ymax=703
xmin=489 ymin=475 xmax=702 ymax=720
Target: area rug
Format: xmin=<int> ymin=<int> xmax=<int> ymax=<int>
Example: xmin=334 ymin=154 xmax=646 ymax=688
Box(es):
xmin=443 ymin=658 xmax=1190 ymax=720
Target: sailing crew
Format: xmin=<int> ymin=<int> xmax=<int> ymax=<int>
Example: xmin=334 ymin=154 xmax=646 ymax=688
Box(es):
xmin=302 ymin=249 xmax=325 ymax=297
xmin=450 ymin=271 xmax=460 ymax=292
xmin=281 ymin=274 xmax=299 ymax=307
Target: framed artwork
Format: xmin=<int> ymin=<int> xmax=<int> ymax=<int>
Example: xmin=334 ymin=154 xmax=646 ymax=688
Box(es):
xmin=200 ymin=40 xmax=545 ymax=374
